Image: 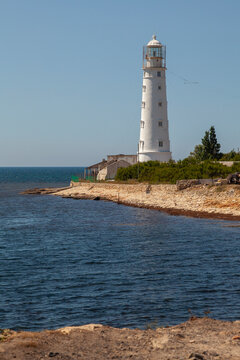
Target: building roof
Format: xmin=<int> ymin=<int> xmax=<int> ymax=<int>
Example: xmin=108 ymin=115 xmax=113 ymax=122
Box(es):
xmin=147 ymin=35 xmax=162 ymax=47
xmin=107 ymin=154 xmax=137 ymax=159
xmin=87 ymin=154 xmax=137 ymax=170
xmin=87 ymin=160 xmax=107 ymax=170
xmin=106 ymin=159 xmax=131 ymax=169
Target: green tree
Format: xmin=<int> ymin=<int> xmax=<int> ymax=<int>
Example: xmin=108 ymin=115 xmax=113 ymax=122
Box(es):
xmin=191 ymin=126 xmax=221 ymax=160
xmin=207 ymin=126 xmax=221 ymax=159
xmin=221 ymin=149 xmax=240 ymax=161
xmin=190 ymin=144 xmax=205 ymax=161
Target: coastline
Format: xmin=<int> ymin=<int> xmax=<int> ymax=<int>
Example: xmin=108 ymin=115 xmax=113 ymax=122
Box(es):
xmin=23 ymin=182 xmax=240 ymax=221
xmin=114 ymin=202 xmax=240 ymax=221
xmin=1 ymin=318 xmax=240 ymax=359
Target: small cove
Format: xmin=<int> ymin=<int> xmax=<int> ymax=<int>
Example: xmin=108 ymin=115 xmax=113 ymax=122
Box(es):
xmin=0 ymin=168 xmax=239 ymax=331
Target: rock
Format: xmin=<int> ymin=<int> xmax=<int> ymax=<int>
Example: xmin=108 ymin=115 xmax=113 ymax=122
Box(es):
xmin=21 ymin=187 xmax=71 ymax=195
xmin=146 ymin=185 xmax=151 ymax=194
xmin=215 ymin=179 xmax=228 ymax=185
xmin=189 ymin=354 xmax=204 ymax=360
xmin=232 ymin=335 xmax=240 ymax=340
xmin=176 ymin=180 xmax=200 ymax=191
xmin=203 ymin=350 xmax=219 ymax=357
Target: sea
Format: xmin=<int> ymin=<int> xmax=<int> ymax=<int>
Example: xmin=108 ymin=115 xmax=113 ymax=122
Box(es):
xmin=0 ymin=167 xmax=239 ymax=331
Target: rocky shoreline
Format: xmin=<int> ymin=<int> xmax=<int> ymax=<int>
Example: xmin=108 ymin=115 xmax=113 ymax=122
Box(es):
xmin=1 ymin=318 xmax=240 ymax=359
xmin=23 ymin=182 xmax=240 ymax=221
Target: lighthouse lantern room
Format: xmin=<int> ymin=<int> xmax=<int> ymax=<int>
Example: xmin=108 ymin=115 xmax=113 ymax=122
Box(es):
xmin=138 ymin=35 xmax=171 ymax=162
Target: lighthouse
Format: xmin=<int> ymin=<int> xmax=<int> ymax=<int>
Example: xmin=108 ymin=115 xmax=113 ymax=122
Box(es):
xmin=138 ymin=35 xmax=171 ymax=162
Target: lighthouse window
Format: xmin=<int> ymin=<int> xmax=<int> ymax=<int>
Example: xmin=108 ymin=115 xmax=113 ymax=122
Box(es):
xmin=157 ymin=71 xmax=161 ymax=77
xmin=148 ymin=47 xmax=162 ymax=57
xmin=142 ymin=101 xmax=145 ymax=108
xmin=142 ymin=85 xmax=146 ymax=92
xmin=158 ymin=85 xmax=161 ymax=90
xmin=158 ymin=102 xmax=162 ymax=107
xmin=159 ymin=141 xmax=163 ymax=147
xmin=158 ymin=121 xmax=163 ymax=127
xmin=141 ymin=121 xmax=144 ymax=128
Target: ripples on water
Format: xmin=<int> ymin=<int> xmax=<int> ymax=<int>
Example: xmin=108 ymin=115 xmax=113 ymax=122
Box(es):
xmin=0 ymin=168 xmax=240 ymax=330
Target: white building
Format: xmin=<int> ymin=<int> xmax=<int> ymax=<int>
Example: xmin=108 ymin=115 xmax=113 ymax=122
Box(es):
xmin=138 ymin=35 xmax=171 ymax=162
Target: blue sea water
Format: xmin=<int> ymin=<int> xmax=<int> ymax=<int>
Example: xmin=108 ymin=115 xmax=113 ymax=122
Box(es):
xmin=0 ymin=167 xmax=240 ymax=331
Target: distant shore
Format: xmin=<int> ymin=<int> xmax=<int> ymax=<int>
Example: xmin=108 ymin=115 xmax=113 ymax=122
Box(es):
xmin=23 ymin=182 xmax=240 ymax=221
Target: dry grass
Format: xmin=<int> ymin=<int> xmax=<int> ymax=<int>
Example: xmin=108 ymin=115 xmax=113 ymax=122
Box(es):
xmin=19 ymin=340 xmax=38 ymax=348
xmin=0 ymin=329 xmax=14 ymax=342
xmin=16 ymin=331 xmax=40 ymax=339
xmin=215 ymin=185 xmax=228 ymax=192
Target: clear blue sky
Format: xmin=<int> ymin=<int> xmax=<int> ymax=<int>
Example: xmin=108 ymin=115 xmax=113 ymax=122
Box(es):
xmin=1 ymin=0 xmax=240 ymax=166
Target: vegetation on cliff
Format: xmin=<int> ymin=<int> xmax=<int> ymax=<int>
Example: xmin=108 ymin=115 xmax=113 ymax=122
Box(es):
xmin=115 ymin=159 xmax=240 ymax=183
xmin=220 ymin=150 xmax=240 ymax=161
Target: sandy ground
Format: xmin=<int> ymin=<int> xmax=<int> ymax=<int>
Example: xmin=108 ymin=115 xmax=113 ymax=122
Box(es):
xmin=1 ymin=318 xmax=240 ymax=360
xmin=23 ymin=183 xmax=240 ymax=221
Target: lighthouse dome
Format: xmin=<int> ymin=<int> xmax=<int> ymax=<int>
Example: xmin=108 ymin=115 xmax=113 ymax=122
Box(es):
xmin=147 ymin=35 xmax=162 ymax=47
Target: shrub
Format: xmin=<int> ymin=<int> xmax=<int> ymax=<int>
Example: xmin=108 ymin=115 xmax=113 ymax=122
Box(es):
xmin=115 ymin=160 xmax=237 ymax=183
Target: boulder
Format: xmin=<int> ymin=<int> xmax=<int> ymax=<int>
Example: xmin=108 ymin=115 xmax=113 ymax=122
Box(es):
xmin=176 ymin=179 xmax=200 ymax=191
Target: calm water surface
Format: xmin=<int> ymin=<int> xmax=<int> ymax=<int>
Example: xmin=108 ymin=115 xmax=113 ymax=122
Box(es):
xmin=0 ymin=168 xmax=240 ymax=330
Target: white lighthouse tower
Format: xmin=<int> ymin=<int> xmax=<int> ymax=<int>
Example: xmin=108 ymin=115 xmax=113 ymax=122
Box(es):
xmin=138 ymin=35 xmax=171 ymax=162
